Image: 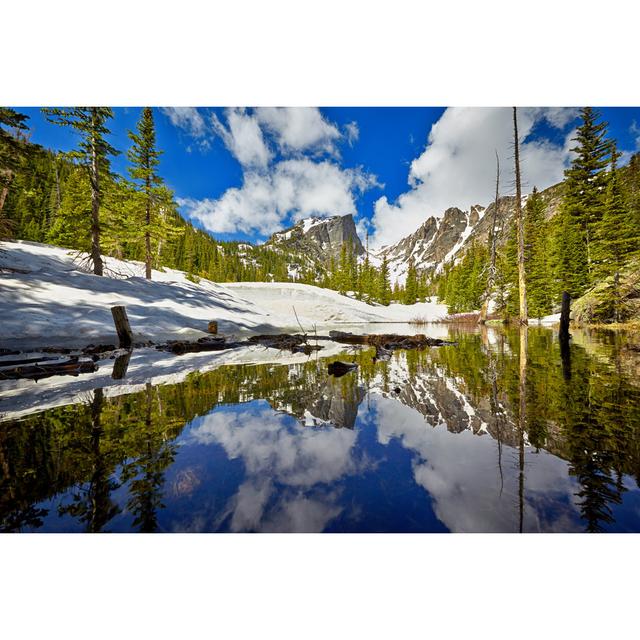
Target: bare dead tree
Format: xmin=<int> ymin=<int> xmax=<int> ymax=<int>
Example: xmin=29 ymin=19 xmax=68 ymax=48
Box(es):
xmin=480 ymin=150 xmax=501 ymax=323
xmin=513 ymin=107 xmax=528 ymax=324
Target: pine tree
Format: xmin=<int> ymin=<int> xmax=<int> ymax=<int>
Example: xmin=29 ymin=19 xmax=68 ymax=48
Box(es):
xmin=404 ymin=257 xmax=418 ymax=304
xmin=127 ymin=108 xmax=181 ymax=279
xmin=0 ymin=108 xmax=30 ymax=238
xmin=378 ymin=256 xmax=391 ymax=305
xmin=557 ymin=107 xmax=610 ymax=296
xmin=42 ymin=108 xmax=118 ymax=275
xmin=47 ymin=167 xmax=92 ymax=249
xmin=524 ymin=187 xmax=552 ymax=318
xmin=592 ymin=143 xmax=640 ymax=321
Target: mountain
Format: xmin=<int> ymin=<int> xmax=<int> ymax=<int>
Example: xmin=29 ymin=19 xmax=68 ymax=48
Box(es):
xmin=265 ymin=214 xmax=365 ymax=265
xmin=259 ymin=183 xmax=565 ymax=286
xmin=371 ymin=182 xmax=565 ymax=284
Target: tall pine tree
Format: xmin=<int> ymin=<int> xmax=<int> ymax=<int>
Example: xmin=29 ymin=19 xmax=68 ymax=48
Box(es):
xmin=127 ymin=108 xmax=181 ymax=279
xmin=556 ymin=107 xmax=610 ymax=296
xmin=43 ymin=108 xmax=118 ymax=275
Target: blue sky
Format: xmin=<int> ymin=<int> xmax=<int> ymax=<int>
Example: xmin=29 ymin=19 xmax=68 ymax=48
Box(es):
xmin=17 ymin=106 xmax=640 ymax=248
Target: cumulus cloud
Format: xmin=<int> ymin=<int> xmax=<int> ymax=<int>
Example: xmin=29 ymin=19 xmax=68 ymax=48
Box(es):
xmin=370 ymin=107 xmax=578 ymax=249
xmin=165 ymin=107 xmax=378 ymax=237
xmin=160 ymin=107 xmax=209 ymax=148
xmin=255 ymin=107 xmax=342 ymax=155
xmin=178 ymin=159 xmax=377 ymax=236
xmin=211 ymin=107 xmax=271 ymax=168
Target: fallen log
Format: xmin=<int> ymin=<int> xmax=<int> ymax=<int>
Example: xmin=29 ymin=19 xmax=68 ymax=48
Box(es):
xmin=0 ymin=355 xmax=62 ymax=367
xmin=0 ymin=357 xmax=98 ymax=381
xmin=247 ymin=334 xmax=323 ymax=354
xmin=328 ymin=331 xmax=454 ymax=350
xmin=160 ymin=336 xmax=231 ymax=355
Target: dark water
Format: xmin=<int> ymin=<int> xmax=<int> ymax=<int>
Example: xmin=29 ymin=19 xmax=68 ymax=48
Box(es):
xmin=2 ymin=326 xmax=640 ymax=533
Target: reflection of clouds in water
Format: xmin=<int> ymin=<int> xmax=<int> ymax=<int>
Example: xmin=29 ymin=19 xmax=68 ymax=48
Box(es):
xmin=189 ymin=407 xmax=357 ymax=532
xmin=373 ymin=396 xmax=583 ymax=532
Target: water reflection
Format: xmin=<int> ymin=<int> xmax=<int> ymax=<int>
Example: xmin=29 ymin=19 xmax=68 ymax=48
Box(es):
xmin=1 ymin=326 xmax=640 ymax=532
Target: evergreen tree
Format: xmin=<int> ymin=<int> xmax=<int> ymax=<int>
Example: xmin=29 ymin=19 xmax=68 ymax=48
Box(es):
xmin=404 ymin=257 xmax=418 ymax=304
xmin=378 ymin=256 xmax=391 ymax=305
xmin=0 ymin=108 xmax=30 ymax=237
xmin=42 ymin=107 xmax=118 ymax=275
xmin=127 ymin=108 xmax=181 ymax=279
xmin=592 ymin=144 xmax=640 ymax=321
xmin=47 ymin=167 xmax=92 ymax=249
xmin=524 ymin=187 xmax=552 ymax=318
xmin=556 ymin=107 xmax=611 ymax=296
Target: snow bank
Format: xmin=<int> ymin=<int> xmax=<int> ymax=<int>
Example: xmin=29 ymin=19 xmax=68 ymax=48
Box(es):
xmin=224 ymin=282 xmax=447 ymax=327
xmin=0 ymin=241 xmax=447 ymax=348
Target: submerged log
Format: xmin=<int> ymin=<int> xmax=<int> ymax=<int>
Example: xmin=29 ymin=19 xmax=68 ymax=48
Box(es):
xmin=327 ymin=361 xmax=358 ymax=377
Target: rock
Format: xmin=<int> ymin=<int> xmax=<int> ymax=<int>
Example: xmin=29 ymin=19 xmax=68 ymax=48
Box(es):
xmin=572 ymin=259 xmax=640 ymax=324
xmin=327 ymin=361 xmax=358 ymax=377
xmin=265 ymin=214 xmax=364 ymax=265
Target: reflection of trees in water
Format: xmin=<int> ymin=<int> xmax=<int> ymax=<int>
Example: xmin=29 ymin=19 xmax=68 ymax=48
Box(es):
xmin=1 ymin=327 xmax=639 ymax=532
xmin=420 ymin=328 xmax=640 ymax=532
xmin=120 ymin=384 xmax=178 ymax=533
xmin=57 ymin=389 xmax=121 ymax=532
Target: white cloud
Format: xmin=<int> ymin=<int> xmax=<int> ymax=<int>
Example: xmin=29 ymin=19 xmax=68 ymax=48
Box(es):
xmin=631 ymin=121 xmax=640 ymax=149
xmin=160 ymin=107 xmax=209 ymax=148
xmin=255 ymin=107 xmax=341 ymax=155
xmin=344 ymin=121 xmax=359 ymax=146
xmin=211 ymin=107 xmax=271 ymax=168
xmin=532 ymin=106 xmax=580 ymax=130
xmin=179 ymin=158 xmax=377 ymax=236
xmin=370 ymin=107 xmax=577 ymax=249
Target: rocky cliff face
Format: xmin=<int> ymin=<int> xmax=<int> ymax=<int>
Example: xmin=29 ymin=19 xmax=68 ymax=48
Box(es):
xmin=266 ymin=214 xmax=364 ymax=265
xmin=372 ymin=206 xmax=482 ymax=284
xmin=372 ymin=181 xmax=564 ymax=284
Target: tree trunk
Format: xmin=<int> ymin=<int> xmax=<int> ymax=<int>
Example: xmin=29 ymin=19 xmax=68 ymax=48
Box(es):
xmin=90 ymin=109 xmax=104 ymax=276
xmin=111 ymin=305 xmax=133 ymax=348
xmin=0 ymin=169 xmax=14 ymax=216
xmin=145 ymin=175 xmax=152 ymax=279
xmin=513 ymin=107 xmax=528 ymax=324
xmin=480 ymin=151 xmax=501 ymax=324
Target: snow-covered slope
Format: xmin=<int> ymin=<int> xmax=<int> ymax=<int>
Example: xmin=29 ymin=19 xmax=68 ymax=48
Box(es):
xmin=224 ymin=282 xmax=446 ymax=326
xmin=0 ymin=241 xmax=446 ymax=348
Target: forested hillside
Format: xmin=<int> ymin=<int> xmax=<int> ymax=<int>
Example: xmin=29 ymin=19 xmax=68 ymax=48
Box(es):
xmin=432 ymin=109 xmax=640 ymax=322
xmin=0 ymin=108 xmax=322 ymax=285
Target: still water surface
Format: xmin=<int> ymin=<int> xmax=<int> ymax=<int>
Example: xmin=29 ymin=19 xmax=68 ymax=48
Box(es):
xmin=2 ymin=326 xmax=640 ymax=532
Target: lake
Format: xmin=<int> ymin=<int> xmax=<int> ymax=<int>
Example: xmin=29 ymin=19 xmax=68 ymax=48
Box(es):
xmin=2 ymin=325 xmax=640 ymax=532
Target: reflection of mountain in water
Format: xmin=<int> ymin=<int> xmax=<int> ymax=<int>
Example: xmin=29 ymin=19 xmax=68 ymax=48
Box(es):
xmin=273 ymin=375 xmax=366 ymax=429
